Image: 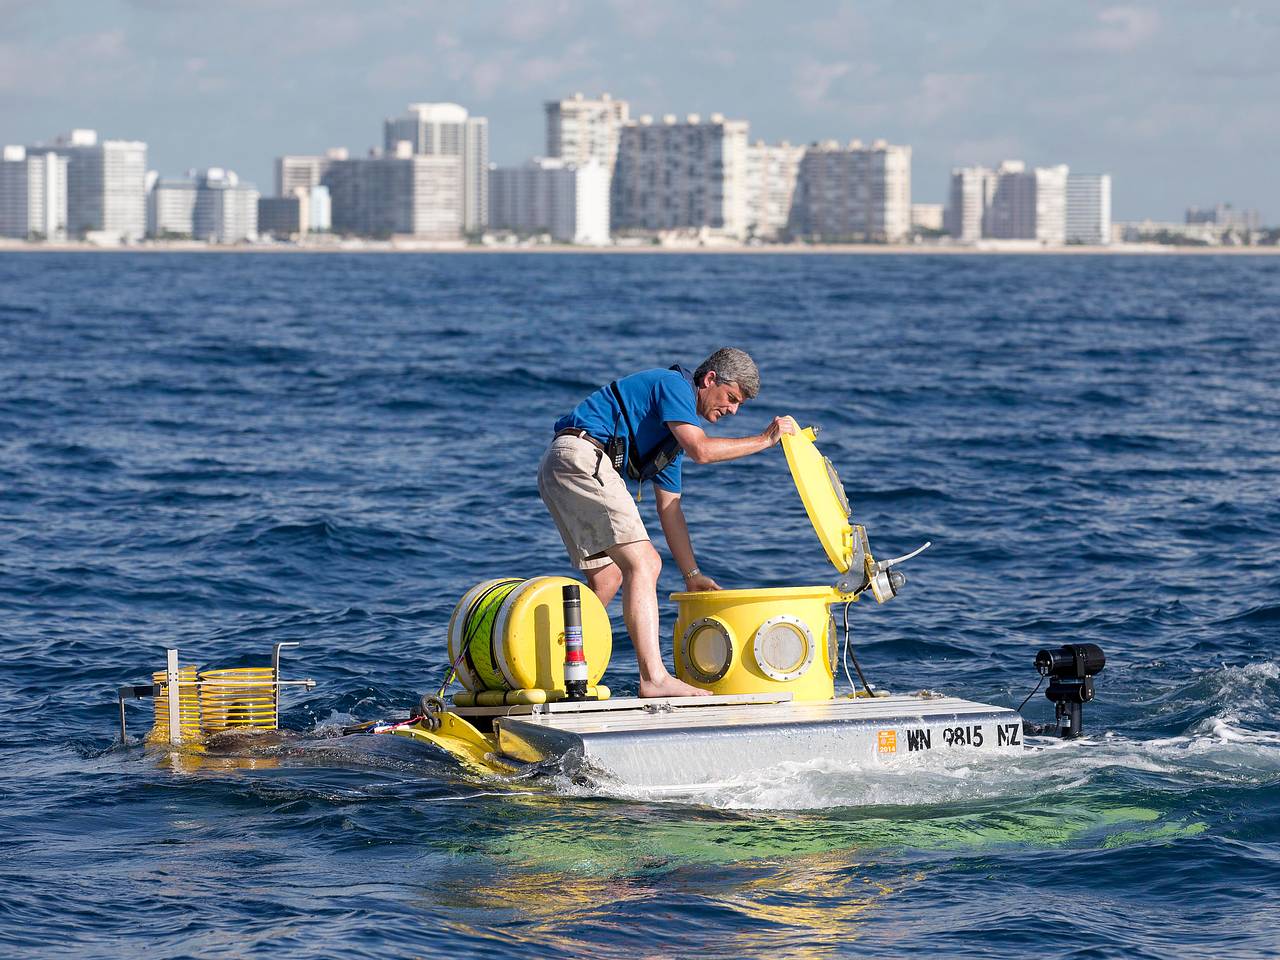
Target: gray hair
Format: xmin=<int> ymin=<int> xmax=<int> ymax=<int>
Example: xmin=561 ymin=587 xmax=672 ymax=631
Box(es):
xmin=694 ymin=347 xmax=760 ymax=400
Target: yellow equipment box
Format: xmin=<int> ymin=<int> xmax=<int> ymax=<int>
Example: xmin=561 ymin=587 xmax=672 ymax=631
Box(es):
xmin=672 ymin=427 xmax=925 ymax=701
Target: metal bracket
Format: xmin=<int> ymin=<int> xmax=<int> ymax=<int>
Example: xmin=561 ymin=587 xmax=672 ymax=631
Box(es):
xmin=642 ymin=702 xmax=675 ymax=714
xmin=165 ymin=648 xmax=181 ymax=745
xmin=272 ymin=642 xmax=299 ymax=716
xmin=117 ymin=684 xmax=160 ymax=742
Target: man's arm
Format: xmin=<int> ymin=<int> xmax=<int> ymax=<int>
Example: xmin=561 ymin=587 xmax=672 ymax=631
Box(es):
xmin=668 ymin=416 xmax=797 ymax=465
xmin=654 ymin=487 xmax=720 ymax=591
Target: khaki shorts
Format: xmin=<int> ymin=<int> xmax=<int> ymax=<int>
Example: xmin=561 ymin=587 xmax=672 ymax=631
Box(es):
xmin=538 ymin=434 xmax=648 ymax=570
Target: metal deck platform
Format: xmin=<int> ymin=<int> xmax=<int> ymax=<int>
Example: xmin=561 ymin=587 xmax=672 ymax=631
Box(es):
xmin=494 ymin=693 xmax=1024 ymax=787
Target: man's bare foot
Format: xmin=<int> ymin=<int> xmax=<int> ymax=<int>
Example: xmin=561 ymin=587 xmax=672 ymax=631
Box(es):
xmin=639 ymin=675 xmax=712 ymax=698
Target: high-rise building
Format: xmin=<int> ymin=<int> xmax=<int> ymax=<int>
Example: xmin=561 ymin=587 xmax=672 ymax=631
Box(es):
xmin=383 ymin=103 xmax=487 ymax=232
xmin=28 ymin=129 xmax=146 ymax=241
xmin=146 ymin=168 xmax=258 ymax=242
xmin=275 ymin=149 xmax=348 ymax=197
xmin=192 ymin=169 xmax=258 ymax=243
xmin=0 ymin=146 xmax=68 ymax=241
xmin=325 ymin=150 xmax=463 ymax=240
xmin=1066 ymin=174 xmax=1112 ymax=245
xmin=789 ymin=139 xmax=912 ymax=242
xmin=743 ymin=140 xmax=804 ymax=241
xmin=985 ymin=161 xmax=1033 ymax=239
xmin=488 ymin=158 xmax=610 ymax=245
xmin=147 ymin=176 xmax=198 ymax=238
xmin=1033 ymin=165 xmax=1068 ymax=245
xmin=309 ymin=184 xmax=331 ymax=233
xmin=945 ymin=166 xmax=995 ymax=241
xmin=987 ymin=161 xmax=1068 ymax=244
xmin=612 ymin=113 xmax=749 ymax=239
xmin=545 ymin=92 xmax=630 ymax=174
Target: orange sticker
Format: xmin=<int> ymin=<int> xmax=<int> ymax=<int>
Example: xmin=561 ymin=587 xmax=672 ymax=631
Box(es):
xmin=877 ymin=729 xmax=898 ymax=754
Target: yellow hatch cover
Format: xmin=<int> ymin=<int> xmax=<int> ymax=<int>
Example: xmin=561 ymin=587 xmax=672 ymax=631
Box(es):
xmin=780 ymin=427 xmax=854 ymax=573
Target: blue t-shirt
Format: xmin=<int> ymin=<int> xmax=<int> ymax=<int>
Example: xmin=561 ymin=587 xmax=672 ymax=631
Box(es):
xmin=554 ymin=367 xmax=698 ymax=493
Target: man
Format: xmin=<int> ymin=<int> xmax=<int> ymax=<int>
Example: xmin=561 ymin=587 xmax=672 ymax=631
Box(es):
xmin=538 ymin=347 xmax=796 ymax=698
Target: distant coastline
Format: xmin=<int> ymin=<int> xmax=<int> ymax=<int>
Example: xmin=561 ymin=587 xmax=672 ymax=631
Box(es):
xmin=3 ymin=239 xmax=1278 ymax=255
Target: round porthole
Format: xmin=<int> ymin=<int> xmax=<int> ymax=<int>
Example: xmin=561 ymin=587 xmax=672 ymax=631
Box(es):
xmin=681 ymin=617 xmax=734 ymax=684
xmin=753 ymin=615 xmax=815 ymax=682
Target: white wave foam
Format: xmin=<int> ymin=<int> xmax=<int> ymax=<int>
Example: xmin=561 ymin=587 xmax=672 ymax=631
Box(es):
xmin=1199 ymin=659 xmax=1280 ymax=718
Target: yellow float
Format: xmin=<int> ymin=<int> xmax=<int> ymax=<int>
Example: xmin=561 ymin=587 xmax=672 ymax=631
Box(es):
xmin=445 ymin=575 xmax=612 ymax=706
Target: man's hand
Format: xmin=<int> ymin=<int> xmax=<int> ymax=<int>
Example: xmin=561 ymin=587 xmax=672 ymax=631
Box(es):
xmin=684 ymin=572 xmax=721 ymax=592
xmin=762 ymin=415 xmax=799 ymax=447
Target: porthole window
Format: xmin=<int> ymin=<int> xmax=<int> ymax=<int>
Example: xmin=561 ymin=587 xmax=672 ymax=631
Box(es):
xmin=753 ymin=615 xmax=816 ymax=682
xmin=681 ymin=618 xmax=733 ymax=684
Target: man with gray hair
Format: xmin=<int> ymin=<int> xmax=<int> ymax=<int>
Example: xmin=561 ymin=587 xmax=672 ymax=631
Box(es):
xmin=539 ymin=347 xmax=796 ymax=698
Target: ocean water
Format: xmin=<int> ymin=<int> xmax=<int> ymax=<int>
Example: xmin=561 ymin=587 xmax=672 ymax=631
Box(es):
xmin=2 ymin=251 xmax=1278 ymax=958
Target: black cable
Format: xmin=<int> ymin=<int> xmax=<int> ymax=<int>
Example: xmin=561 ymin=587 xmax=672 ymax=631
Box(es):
xmin=842 ymin=601 xmax=873 ymax=696
xmin=1015 ymin=674 xmax=1045 ymax=714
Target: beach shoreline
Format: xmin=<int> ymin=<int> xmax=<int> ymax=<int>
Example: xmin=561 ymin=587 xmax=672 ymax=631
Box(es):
xmin=2 ymin=239 xmax=1278 ymax=255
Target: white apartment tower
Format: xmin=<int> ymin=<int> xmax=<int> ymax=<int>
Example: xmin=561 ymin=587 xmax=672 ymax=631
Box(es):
xmin=193 ymin=168 xmax=258 ymax=243
xmin=383 ymin=103 xmax=488 ymax=232
xmin=275 ymin=149 xmax=348 ymax=197
xmin=612 ymin=113 xmax=749 ymax=239
xmin=789 ymin=139 xmax=912 ymax=242
xmin=545 ymin=93 xmax=630 ymax=173
xmin=1066 ymin=174 xmax=1112 ymax=245
xmin=744 ymin=140 xmax=804 ymax=241
xmin=146 ymin=168 xmax=258 ymax=242
xmin=987 ymin=161 xmax=1069 ymax=244
xmin=309 ymin=184 xmax=331 ymax=232
xmin=488 ymin=158 xmax=610 ymax=245
xmin=325 ymin=150 xmax=463 ymax=240
xmin=28 ymin=129 xmax=146 ymax=241
xmin=147 ymin=177 xmax=197 ymax=238
xmin=1033 ymin=165 xmax=1069 ymax=245
xmin=0 ymin=146 xmax=68 ymax=240
xmin=946 ymin=166 xmax=996 ymax=241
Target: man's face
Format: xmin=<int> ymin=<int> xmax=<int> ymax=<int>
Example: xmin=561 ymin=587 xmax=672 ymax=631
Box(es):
xmin=697 ymin=372 xmax=744 ymax=422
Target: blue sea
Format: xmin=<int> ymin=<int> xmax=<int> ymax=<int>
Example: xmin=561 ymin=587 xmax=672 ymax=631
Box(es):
xmin=2 ymin=251 xmax=1278 ymax=958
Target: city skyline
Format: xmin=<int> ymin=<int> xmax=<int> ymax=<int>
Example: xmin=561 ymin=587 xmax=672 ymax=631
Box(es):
xmin=1 ymin=1 xmax=1275 ymax=222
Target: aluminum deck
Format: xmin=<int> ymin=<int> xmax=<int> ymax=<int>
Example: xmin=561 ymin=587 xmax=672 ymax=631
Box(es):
xmin=494 ymin=693 xmax=1024 ymax=787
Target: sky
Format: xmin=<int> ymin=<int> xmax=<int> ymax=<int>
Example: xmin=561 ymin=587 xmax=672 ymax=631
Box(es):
xmin=1 ymin=0 xmax=1276 ymax=221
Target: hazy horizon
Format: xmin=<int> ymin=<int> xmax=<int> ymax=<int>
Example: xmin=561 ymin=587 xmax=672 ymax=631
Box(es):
xmin=2 ymin=0 xmax=1275 ymax=222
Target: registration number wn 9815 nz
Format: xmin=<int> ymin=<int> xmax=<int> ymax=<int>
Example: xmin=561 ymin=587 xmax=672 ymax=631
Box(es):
xmin=878 ymin=721 xmax=1023 ymax=755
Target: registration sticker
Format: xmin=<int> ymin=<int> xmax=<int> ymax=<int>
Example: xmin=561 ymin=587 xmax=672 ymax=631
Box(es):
xmin=877 ymin=729 xmax=898 ymax=754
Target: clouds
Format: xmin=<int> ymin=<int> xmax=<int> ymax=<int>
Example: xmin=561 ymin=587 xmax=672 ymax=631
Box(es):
xmin=364 ymin=26 xmax=598 ymax=101
xmin=0 ymin=28 xmax=133 ymax=97
xmin=790 ymin=60 xmax=852 ymax=111
xmin=1076 ymin=5 xmax=1160 ymax=53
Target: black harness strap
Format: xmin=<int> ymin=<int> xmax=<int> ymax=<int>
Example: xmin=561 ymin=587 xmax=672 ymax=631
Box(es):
xmin=608 ymin=377 xmax=684 ymax=484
